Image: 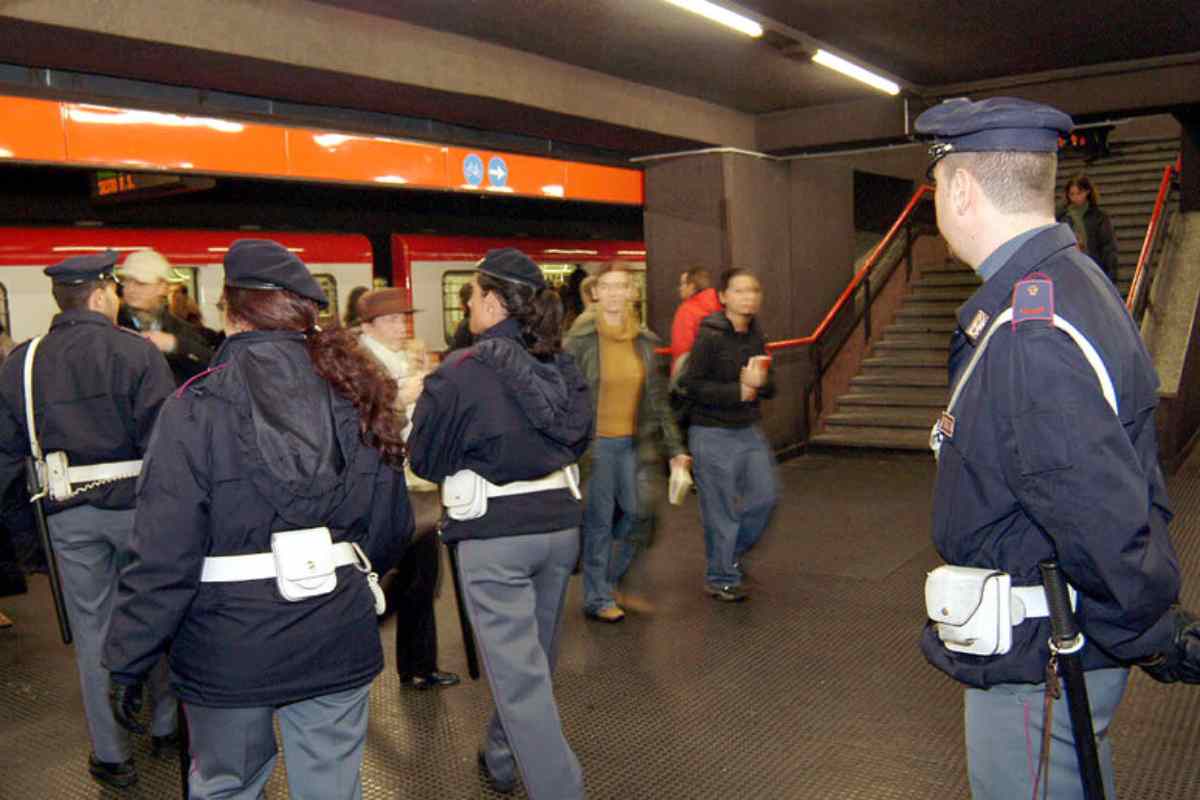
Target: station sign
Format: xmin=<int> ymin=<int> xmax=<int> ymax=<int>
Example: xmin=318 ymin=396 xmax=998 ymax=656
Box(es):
xmin=90 ymin=171 xmax=215 ymax=203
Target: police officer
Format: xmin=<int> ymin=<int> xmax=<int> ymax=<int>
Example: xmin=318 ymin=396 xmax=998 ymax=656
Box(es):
xmin=408 ymin=248 xmax=593 ymax=799
xmin=0 ymin=253 xmax=177 ymax=789
xmin=915 ymin=97 xmax=1196 ymax=798
xmin=103 ymin=240 xmax=413 ymax=800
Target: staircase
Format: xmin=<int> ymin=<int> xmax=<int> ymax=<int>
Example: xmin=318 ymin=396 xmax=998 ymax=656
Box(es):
xmin=808 ymin=259 xmax=978 ymax=450
xmin=1056 ymin=137 xmax=1180 ymax=297
xmin=808 ymin=134 xmax=1179 ymax=452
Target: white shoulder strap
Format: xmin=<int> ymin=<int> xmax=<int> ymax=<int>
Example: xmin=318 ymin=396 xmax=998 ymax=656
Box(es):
xmin=946 ymin=309 xmax=1117 ymax=418
xmin=22 ymin=336 xmax=44 ymax=460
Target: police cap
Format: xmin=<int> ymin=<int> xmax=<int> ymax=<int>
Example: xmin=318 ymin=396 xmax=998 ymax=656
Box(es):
xmin=223 ymin=239 xmax=328 ymax=308
xmin=477 ymin=248 xmax=546 ymax=291
xmin=915 ymin=97 xmax=1073 ymax=177
xmin=44 ymin=251 xmax=119 ymax=285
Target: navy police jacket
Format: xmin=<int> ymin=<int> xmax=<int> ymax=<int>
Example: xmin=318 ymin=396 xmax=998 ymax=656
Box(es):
xmin=0 ymin=309 xmax=174 ymax=515
xmin=105 ymin=331 xmax=412 ymax=707
xmin=408 ymin=318 xmax=593 ymax=543
xmin=922 ymin=223 xmax=1181 ymax=688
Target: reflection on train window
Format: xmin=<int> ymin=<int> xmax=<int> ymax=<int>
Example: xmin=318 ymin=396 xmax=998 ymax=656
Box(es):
xmin=0 ymin=282 xmax=10 ymax=349
xmin=313 ymin=273 xmax=338 ymax=328
xmin=442 ymin=271 xmax=473 ymax=346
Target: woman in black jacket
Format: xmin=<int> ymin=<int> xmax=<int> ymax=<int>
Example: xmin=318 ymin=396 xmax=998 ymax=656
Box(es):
xmin=1058 ymin=174 xmax=1120 ymax=282
xmin=104 ymin=240 xmax=412 ymax=800
xmin=408 ymin=248 xmax=592 ymax=800
xmin=679 ymin=268 xmax=779 ymax=603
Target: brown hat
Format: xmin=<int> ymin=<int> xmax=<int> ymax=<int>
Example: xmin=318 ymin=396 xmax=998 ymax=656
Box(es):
xmin=359 ymin=288 xmax=419 ymax=322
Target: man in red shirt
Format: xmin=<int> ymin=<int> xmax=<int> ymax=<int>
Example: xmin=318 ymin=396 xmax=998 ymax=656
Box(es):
xmin=670 ymin=268 xmax=723 ymax=374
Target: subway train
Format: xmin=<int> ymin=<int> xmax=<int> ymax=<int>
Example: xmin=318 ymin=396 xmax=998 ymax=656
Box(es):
xmin=0 ymin=228 xmax=646 ymax=348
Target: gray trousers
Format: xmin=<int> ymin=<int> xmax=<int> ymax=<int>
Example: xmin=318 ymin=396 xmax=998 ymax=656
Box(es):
xmin=184 ymin=683 xmax=371 ymax=800
xmin=459 ymin=527 xmax=584 ymax=800
xmin=48 ymin=504 xmax=176 ymax=763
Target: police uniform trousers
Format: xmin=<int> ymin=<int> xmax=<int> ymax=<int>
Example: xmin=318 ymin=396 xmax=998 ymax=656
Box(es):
xmin=964 ymin=667 xmax=1127 ymax=799
xmin=388 ymin=491 xmax=443 ymax=677
xmin=184 ymin=683 xmax=371 ymax=800
xmin=47 ymin=504 xmax=176 ymax=763
xmin=458 ymin=527 xmax=585 ymax=800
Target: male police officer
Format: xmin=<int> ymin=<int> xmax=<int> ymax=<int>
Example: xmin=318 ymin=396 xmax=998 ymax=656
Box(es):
xmin=915 ymin=97 xmax=1196 ymax=799
xmin=0 ymin=253 xmax=177 ymax=789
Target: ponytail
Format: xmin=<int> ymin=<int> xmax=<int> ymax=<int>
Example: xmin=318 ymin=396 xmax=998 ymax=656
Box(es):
xmin=477 ymin=274 xmax=564 ymax=359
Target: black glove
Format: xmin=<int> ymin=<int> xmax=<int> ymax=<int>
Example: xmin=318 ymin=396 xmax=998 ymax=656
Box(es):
xmin=109 ymin=679 xmax=148 ymax=734
xmin=1140 ymin=605 xmax=1200 ymax=684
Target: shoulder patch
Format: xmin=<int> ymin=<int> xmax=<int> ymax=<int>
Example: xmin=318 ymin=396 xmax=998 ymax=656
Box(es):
xmin=175 ymin=363 xmax=228 ymax=399
xmin=1011 ymin=272 xmax=1054 ymax=328
xmin=964 ymin=309 xmax=990 ymax=342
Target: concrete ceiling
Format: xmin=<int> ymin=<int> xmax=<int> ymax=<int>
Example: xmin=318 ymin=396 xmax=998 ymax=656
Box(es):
xmin=314 ymin=0 xmax=1200 ymax=113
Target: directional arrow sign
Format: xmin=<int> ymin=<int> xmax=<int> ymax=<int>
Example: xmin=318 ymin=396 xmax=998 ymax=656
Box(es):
xmin=487 ymin=156 xmax=508 ymax=187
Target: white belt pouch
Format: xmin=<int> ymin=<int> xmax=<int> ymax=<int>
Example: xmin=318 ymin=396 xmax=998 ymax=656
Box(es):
xmin=442 ymin=465 xmax=581 ymax=521
xmin=272 ymin=527 xmax=339 ymax=602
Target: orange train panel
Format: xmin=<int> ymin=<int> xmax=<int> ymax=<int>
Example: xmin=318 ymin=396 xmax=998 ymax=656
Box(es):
xmin=444 ymin=147 xmax=568 ymax=200
xmin=566 ymin=162 xmax=644 ymax=205
xmin=61 ymin=103 xmax=289 ymax=175
xmin=287 ymin=131 xmax=447 ymax=187
xmin=0 ymin=96 xmax=67 ymax=162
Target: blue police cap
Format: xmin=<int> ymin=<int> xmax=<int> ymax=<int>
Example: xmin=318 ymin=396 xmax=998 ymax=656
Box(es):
xmin=223 ymin=239 xmax=328 ymax=308
xmin=477 ymin=248 xmax=546 ymax=291
xmin=915 ymin=97 xmax=1073 ymax=176
xmin=44 ymin=251 xmax=119 ymax=285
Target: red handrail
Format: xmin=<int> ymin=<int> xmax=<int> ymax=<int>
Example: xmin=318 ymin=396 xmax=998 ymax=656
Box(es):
xmin=655 ymin=183 xmax=932 ymax=356
xmin=1126 ymin=157 xmax=1180 ymax=313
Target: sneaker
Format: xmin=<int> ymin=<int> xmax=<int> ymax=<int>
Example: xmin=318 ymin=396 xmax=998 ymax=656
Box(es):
xmin=88 ymin=753 xmax=138 ymax=789
xmin=400 ymin=671 xmax=462 ymax=690
xmin=585 ymin=605 xmax=626 ymax=623
xmin=705 ymin=583 xmax=748 ymax=602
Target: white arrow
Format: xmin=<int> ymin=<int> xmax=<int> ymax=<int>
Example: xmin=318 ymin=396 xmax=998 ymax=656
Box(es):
xmin=489 ymin=164 xmax=507 ymax=181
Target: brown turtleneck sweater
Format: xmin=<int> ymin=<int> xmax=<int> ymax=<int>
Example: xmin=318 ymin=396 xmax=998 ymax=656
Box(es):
xmin=596 ymin=311 xmax=643 ymax=438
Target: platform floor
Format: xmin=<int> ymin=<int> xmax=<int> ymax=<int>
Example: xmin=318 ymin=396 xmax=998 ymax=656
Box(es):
xmin=2 ymin=449 xmax=1199 ymax=799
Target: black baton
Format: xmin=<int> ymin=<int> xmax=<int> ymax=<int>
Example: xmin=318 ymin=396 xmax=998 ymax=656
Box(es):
xmin=445 ymin=541 xmax=480 ymax=680
xmin=25 ymin=457 xmax=71 ymax=644
xmin=177 ymin=699 xmax=190 ymax=799
xmin=1039 ymin=560 xmax=1106 ymax=800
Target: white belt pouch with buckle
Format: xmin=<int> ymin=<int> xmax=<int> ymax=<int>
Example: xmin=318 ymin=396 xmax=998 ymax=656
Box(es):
xmin=199 ymin=527 xmax=386 ymax=615
xmin=925 ymin=565 xmax=1077 ymax=656
xmin=442 ymin=465 xmax=582 ymax=521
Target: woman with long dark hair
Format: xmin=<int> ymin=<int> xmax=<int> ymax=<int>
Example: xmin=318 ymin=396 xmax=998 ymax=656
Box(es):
xmin=1058 ymin=174 xmax=1120 ymax=282
xmin=104 ymin=239 xmax=413 ymax=800
xmin=408 ymin=248 xmax=592 ymax=799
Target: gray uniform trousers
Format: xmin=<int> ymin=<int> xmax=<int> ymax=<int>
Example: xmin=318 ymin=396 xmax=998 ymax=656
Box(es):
xmin=458 ymin=527 xmax=585 ymax=800
xmin=48 ymin=504 xmax=176 ymax=763
xmin=184 ymin=682 xmax=372 ymax=800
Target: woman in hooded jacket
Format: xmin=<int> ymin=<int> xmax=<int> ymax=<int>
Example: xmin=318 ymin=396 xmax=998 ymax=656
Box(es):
xmin=408 ymin=248 xmax=593 ymax=800
xmin=104 ymin=239 xmax=413 ymax=800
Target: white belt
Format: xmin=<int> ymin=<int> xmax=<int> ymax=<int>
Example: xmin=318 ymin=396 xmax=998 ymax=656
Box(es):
xmin=1011 ymin=582 xmax=1078 ymax=623
xmin=200 ymin=541 xmax=360 ymax=583
xmin=486 ymin=470 xmax=571 ymax=498
xmin=64 ymin=459 xmax=142 ymax=484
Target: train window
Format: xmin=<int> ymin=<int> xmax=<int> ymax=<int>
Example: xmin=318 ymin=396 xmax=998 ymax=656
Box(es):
xmin=312 ymin=273 xmax=339 ymax=328
xmin=442 ymin=271 xmax=473 ymax=346
xmin=167 ymin=267 xmax=200 ymax=316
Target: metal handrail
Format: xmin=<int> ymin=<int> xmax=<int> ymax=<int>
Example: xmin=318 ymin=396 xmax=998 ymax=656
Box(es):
xmin=1126 ymin=157 xmax=1181 ymax=318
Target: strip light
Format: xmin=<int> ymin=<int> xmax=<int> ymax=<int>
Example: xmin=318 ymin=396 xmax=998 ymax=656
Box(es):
xmin=812 ymin=49 xmax=900 ymax=95
xmin=662 ymin=0 xmax=762 ymax=38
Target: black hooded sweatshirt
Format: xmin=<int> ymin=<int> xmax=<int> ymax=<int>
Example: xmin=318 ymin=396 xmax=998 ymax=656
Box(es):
xmin=409 ymin=318 xmax=594 ymax=543
xmin=680 ymin=311 xmax=776 ymax=428
xmin=105 ymin=331 xmax=412 ymax=707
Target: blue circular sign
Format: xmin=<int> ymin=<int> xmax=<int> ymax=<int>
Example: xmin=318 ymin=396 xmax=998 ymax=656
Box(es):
xmin=462 ymin=153 xmax=484 ymax=187
xmin=487 ymin=156 xmax=508 ymax=188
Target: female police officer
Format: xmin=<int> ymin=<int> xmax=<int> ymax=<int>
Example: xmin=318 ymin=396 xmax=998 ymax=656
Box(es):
xmin=408 ymin=248 xmax=593 ymax=799
xmin=103 ymin=239 xmax=412 ymax=800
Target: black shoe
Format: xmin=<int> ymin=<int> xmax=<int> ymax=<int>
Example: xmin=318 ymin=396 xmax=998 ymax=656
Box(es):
xmin=477 ymin=751 xmax=516 ymax=794
xmin=400 ymin=670 xmax=462 ymax=690
xmin=88 ymin=753 xmax=138 ymax=789
xmin=705 ymin=583 xmax=748 ymax=602
xmin=151 ymin=731 xmax=181 ymax=758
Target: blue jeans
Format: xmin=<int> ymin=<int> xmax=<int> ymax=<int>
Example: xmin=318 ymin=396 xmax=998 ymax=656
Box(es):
xmin=581 ymin=436 xmax=641 ymax=614
xmin=964 ymin=667 xmax=1127 ymax=799
xmin=689 ymin=425 xmax=779 ymax=587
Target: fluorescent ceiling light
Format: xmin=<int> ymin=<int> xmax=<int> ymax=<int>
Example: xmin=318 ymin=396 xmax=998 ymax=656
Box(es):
xmin=812 ymin=49 xmax=899 ymax=95
xmin=662 ymin=0 xmax=762 ymax=38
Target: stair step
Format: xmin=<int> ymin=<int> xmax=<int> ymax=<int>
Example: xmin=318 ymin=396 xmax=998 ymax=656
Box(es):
xmin=837 ymin=386 xmax=948 ymax=406
xmin=809 ymin=427 xmax=933 ymax=451
xmin=863 ymin=352 xmax=946 ymax=368
xmin=851 ymin=368 xmax=948 ymax=388
xmin=912 ymin=272 xmax=980 ymax=288
xmin=886 ymin=318 xmax=958 ymax=333
xmin=895 ymin=306 xmax=959 ymax=321
xmin=825 ymin=407 xmax=941 ymax=429
xmin=875 ymin=332 xmax=950 ymax=349
xmin=908 ymin=286 xmax=973 ymax=302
